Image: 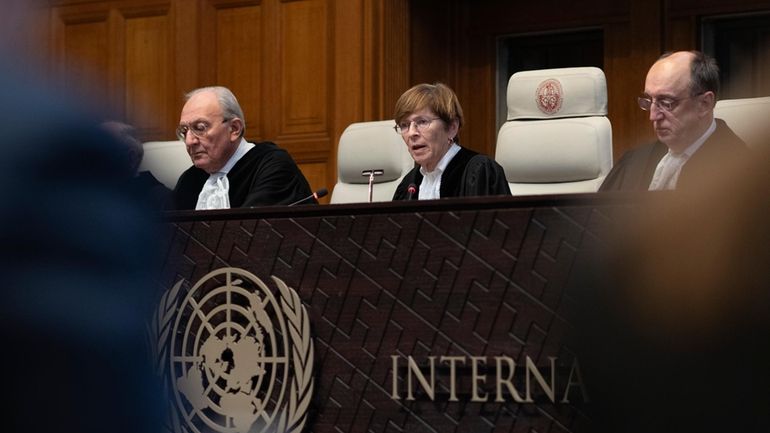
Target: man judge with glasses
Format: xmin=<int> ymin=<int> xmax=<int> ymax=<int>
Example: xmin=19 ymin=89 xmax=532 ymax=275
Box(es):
xmin=599 ymin=50 xmax=747 ymax=191
xmin=172 ymin=86 xmax=315 ymax=209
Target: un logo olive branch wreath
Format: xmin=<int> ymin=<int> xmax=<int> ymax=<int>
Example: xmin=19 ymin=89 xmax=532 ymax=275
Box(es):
xmin=149 ymin=270 xmax=314 ymax=433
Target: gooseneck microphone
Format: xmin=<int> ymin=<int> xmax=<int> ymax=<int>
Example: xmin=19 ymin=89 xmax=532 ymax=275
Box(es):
xmin=406 ymin=184 xmax=418 ymax=200
xmin=288 ymin=188 xmax=328 ymax=206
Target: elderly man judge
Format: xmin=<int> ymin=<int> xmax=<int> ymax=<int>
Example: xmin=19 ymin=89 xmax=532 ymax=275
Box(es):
xmin=172 ymin=86 xmax=315 ymax=209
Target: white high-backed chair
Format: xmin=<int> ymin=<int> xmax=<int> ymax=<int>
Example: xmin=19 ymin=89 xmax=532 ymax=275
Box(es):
xmin=495 ymin=67 xmax=613 ymax=195
xmin=331 ymin=120 xmax=414 ymax=203
xmin=138 ymin=140 xmax=191 ymax=189
xmin=714 ymin=96 xmax=770 ymax=149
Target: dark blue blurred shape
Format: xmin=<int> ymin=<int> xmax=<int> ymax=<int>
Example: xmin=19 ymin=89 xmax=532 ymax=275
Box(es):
xmin=0 ymin=63 xmax=164 ymax=432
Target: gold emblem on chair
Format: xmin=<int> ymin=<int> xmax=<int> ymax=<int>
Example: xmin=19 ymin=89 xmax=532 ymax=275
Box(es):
xmin=150 ymin=268 xmax=314 ymax=433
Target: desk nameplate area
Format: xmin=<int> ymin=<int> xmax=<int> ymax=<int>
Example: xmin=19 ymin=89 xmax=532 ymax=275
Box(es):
xmin=152 ymin=195 xmax=631 ymax=433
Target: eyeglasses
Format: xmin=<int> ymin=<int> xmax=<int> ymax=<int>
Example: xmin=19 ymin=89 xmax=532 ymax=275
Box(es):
xmin=637 ymin=94 xmax=700 ymax=112
xmin=394 ymin=117 xmax=440 ymax=135
xmin=176 ymin=118 xmax=230 ymax=141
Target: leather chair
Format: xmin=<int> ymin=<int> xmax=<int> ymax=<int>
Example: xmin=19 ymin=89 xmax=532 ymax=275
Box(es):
xmin=495 ymin=66 xmax=613 ymax=195
xmin=714 ymin=96 xmax=770 ymax=149
xmin=330 ymin=120 xmax=414 ymax=203
xmin=138 ymin=140 xmax=191 ymax=189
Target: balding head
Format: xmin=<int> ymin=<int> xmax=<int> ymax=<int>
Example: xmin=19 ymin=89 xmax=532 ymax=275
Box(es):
xmin=644 ymin=51 xmax=718 ymax=153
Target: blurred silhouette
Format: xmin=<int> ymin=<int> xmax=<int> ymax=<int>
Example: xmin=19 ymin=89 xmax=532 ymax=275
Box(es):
xmin=101 ymin=120 xmax=171 ymax=209
xmin=575 ymin=145 xmax=770 ymax=432
xmin=0 ymin=3 xmax=164 ymax=432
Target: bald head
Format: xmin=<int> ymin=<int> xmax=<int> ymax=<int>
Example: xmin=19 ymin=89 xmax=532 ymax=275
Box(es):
xmin=644 ymin=51 xmax=718 ymax=153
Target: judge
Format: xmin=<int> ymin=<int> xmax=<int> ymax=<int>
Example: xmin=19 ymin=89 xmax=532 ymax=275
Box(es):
xmin=392 ymin=83 xmax=510 ymax=200
xmin=599 ymin=51 xmax=747 ymax=191
xmin=172 ymin=86 xmax=315 ymax=209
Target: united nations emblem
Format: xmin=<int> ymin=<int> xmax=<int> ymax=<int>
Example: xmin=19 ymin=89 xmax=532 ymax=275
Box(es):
xmin=150 ymin=268 xmax=314 ymax=433
xmin=535 ymin=78 xmax=564 ymax=115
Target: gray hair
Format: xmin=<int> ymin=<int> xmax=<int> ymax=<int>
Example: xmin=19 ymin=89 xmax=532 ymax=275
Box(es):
xmin=184 ymin=86 xmax=246 ymax=137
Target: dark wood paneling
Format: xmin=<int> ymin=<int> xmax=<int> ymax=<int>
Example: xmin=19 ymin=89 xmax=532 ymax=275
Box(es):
xmin=40 ymin=0 xmax=770 ymax=187
xmin=411 ymin=0 xmax=770 ymax=162
xmin=203 ymin=1 xmax=264 ymax=140
xmin=120 ymin=5 xmax=174 ymax=139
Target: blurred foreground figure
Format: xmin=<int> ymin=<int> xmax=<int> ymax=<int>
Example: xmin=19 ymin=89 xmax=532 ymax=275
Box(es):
xmin=0 ymin=3 xmax=163 ymax=431
xmin=102 ymin=120 xmax=171 ymax=209
xmin=576 ymin=145 xmax=770 ymax=432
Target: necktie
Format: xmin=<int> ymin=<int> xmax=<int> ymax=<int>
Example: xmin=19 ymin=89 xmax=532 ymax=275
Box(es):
xmin=196 ymin=173 xmax=230 ymax=210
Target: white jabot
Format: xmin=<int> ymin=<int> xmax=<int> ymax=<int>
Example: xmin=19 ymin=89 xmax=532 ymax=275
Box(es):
xmin=418 ymin=143 xmax=461 ymax=200
xmin=649 ymin=119 xmax=716 ymax=191
xmin=195 ymin=138 xmax=256 ymax=210
xmin=196 ymin=173 xmax=230 ymax=209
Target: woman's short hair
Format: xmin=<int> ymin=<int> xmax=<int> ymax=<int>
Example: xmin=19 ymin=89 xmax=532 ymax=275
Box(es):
xmin=394 ymin=83 xmax=464 ymax=142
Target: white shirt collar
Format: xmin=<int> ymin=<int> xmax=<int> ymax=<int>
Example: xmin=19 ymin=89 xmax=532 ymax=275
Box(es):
xmin=417 ymin=143 xmax=461 ymax=200
xmin=419 ymin=143 xmax=461 ymax=177
xmin=678 ymin=118 xmax=716 ymax=158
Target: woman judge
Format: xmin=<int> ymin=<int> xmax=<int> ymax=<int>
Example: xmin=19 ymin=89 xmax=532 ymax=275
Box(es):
xmin=391 ymin=83 xmax=510 ymax=200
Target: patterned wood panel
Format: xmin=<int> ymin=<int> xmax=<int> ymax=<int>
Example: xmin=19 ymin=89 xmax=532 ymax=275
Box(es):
xmin=56 ymin=11 xmax=110 ymax=105
xmin=280 ymin=0 xmax=328 ymax=136
xmin=210 ymin=1 xmax=264 ymax=140
xmin=156 ymin=199 xmax=622 ymax=432
xmin=123 ymin=10 xmax=172 ymax=137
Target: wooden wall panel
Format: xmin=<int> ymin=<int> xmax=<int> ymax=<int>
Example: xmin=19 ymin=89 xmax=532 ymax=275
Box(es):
xmin=208 ymin=2 xmax=264 ymax=140
xmin=45 ymin=0 xmax=409 ymax=202
xmin=379 ymin=0 xmax=410 ymax=118
xmin=602 ymin=0 xmax=662 ymax=157
xmin=297 ymin=161 xmax=328 ymax=193
xmin=667 ymin=17 xmax=697 ymax=51
xmin=54 ymin=9 xmax=110 ymax=108
xmin=122 ymin=9 xmax=172 ymax=138
xmin=279 ymin=0 xmax=328 ymax=137
xmin=39 ymin=0 xmax=770 ymax=194
xmin=412 ymin=0 xmax=770 ymax=161
xmin=669 ymin=0 xmax=770 ymax=16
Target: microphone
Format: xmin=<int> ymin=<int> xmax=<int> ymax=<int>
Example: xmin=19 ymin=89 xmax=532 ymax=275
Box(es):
xmin=288 ymin=188 xmax=328 ymax=206
xmin=406 ymin=184 xmax=417 ymax=200
xmin=362 ymin=169 xmax=384 ymax=203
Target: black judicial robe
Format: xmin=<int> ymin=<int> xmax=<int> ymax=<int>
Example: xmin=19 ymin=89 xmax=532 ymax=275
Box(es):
xmin=172 ymin=141 xmax=315 ymax=209
xmin=599 ymin=119 xmax=747 ymax=191
xmin=392 ymin=147 xmax=511 ymax=200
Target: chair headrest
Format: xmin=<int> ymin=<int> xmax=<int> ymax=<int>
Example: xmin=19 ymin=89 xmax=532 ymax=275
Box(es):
xmin=496 ymin=116 xmax=612 ymax=182
xmin=337 ymin=120 xmax=412 ymax=184
xmin=139 ymin=140 xmax=191 ymax=189
xmin=714 ymin=96 xmax=770 ymax=149
xmin=507 ymin=66 xmax=608 ymax=120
